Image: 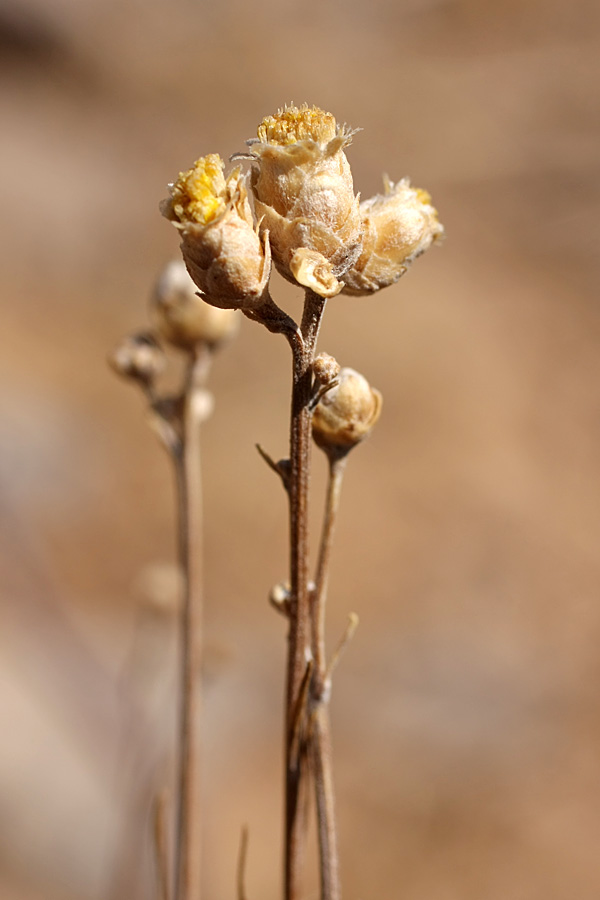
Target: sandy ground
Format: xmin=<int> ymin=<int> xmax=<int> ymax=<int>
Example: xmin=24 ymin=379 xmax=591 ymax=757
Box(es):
xmin=1 ymin=0 xmax=599 ymax=898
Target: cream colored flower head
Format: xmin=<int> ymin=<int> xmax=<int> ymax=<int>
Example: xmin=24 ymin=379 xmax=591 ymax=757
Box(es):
xmin=161 ymin=154 xmax=271 ymax=311
xmin=246 ymin=104 xmax=363 ymax=298
xmin=312 ymin=367 xmax=382 ymax=456
xmin=342 ymin=177 xmax=443 ymax=295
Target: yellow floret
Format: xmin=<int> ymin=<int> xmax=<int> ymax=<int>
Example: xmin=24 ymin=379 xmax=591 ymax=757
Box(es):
xmin=257 ymin=103 xmax=337 ymax=146
xmin=415 ymin=187 xmax=434 ymax=208
xmin=170 ymin=154 xmax=227 ymax=225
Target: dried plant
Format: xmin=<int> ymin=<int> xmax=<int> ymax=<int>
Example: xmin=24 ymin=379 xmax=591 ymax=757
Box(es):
xmin=112 ymin=102 xmax=442 ymax=900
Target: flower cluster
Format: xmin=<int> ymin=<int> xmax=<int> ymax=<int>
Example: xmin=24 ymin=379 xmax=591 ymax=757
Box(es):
xmin=161 ymin=103 xmax=443 ymax=309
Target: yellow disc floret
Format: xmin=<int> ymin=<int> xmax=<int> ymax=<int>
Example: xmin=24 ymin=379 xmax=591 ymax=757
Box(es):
xmin=257 ymin=103 xmax=337 ymax=146
xmin=170 ymin=154 xmax=227 ymax=225
xmin=415 ymin=187 xmax=434 ymax=208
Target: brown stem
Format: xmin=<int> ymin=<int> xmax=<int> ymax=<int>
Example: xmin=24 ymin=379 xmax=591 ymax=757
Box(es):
xmin=173 ymin=345 xmax=212 ymax=900
xmin=310 ymin=455 xmax=347 ymax=900
xmin=153 ymin=792 xmax=171 ymax=900
xmin=311 ymin=708 xmax=339 ymax=900
xmin=284 ymin=289 xmax=327 ymax=900
xmin=312 ymin=457 xmax=347 ymax=689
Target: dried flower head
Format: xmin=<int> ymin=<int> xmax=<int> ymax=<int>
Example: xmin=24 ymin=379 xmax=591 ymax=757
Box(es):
xmin=247 ymin=103 xmax=363 ymax=297
xmin=312 ymin=367 xmax=382 ymax=456
xmin=151 ymin=260 xmax=239 ymax=350
xmin=161 ymin=154 xmax=271 ymax=311
xmin=109 ymin=332 xmax=166 ymax=386
xmin=342 ymin=177 xmax=443 ymax=295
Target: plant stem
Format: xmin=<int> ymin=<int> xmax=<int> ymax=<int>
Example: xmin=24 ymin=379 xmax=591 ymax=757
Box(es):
xmin=311 ymin=708 xmax=339 ymax=900
xmin=284 ymin=289 xmax=327 ymax=900
xmin=310 ymin=455 xmax=347 ymax=900
xmin=312 ymin=457 xmax=347 ymax=687
xmin=173 ymin=345 xmax=212 ymax=900
xmin=153 ymin=792 xmax=171 ymax=900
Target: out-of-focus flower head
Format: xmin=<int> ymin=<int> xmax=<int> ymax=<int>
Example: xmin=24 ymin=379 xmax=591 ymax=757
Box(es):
xmin=246 ymin=104 xmax=363 ymax=298
xmin=161 ymin=154 xmax=271 ymax=311
xmin=151 ymin=260 xmax=239 ymax=349
xmin=109 ymin=332 xmax=166 ymax=386
xmin=342 ymin=176 xmax=443 ymax=295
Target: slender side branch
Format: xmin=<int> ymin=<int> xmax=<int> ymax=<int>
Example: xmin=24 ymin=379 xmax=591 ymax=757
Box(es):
xmin=236 ymin=827 xmax=249 ymax=900
xmin=153 ymin=792 xmax=171 ymax=900
xmin=283 ymin=289 xmax=327 ymax=900
xmin=311 ymin=708 xmax=338 ymax=900
xmin=325 ymin=613 xmax=359 ymax=685
xmin=311 ymin=457 xmax=347 ymax=693
xmin=309 ymin=454 xmax=348 ymax=900
xmin=173 ymin=345 xmax=212 ymax=900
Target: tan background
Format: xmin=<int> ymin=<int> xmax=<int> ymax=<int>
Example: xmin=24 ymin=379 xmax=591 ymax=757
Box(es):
xmin=1 ymin=0 xmax=599 ymax=898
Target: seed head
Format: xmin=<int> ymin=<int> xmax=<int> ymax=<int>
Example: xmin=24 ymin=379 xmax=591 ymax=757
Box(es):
xmin=342 ymin=177 xmax=443 ymax=295
xmin=312 ymin=367 xmax=382 ymax=456
xmin=247 ymin=104 xmax=363 ymax=297
xmin=151 ymin=260 xmax=239 ymax=350
xmin=161 ymin=155 xmax=272 ymax=311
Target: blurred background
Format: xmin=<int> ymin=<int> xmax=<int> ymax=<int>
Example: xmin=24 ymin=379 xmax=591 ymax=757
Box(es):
xmin=1 ymin=0 xmax=599 ymax=898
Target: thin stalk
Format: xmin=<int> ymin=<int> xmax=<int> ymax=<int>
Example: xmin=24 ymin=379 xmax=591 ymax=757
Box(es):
xmin=284 ymin=289 xmax=327 ymax=900
xmin=153 ymin=792 xmax=171 ymax=900
xmin=310 ymin=454 xmax=347 ymax=900
xmin=311 ymin=709 xmax=339 ymax=900
xmin=311 ymin=457 xmax=347 ymax=688
xmin=173 ymin=345 xmax=212 ymax=900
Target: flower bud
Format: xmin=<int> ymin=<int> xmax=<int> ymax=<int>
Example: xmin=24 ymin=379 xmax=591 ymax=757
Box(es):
xmin=342 ymin=177 xmax=444 ymax=295
xmin=247 ymin=104 xmax=363 ymax=297
xmin=312 ymin=367 xmax=382 ymax=455
xmin=313 ymin=352 xmax=341 ymax=387
xmin=161 ymin=154 xmax=271 ymax=311
xmin=109 ymin=332 xmax=165 ymax=385
xmin=151 ymin=259 xmax=239 ymax=349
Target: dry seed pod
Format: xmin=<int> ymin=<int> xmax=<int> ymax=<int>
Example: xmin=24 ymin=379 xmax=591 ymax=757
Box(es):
xmin=342 ymin=177 xmax=443 ymax=295
xmin=151 ymin=260 xmax=239 ymax=350
xmin=247 ymin=104 xmax=363 ymax=296
xmin=109 ymin=332 xmax=165 ymax=385
xmin=161 ymin=154 xmax=272 ymax=311
xmin=312 ymin=367 xmax=382 ymax=455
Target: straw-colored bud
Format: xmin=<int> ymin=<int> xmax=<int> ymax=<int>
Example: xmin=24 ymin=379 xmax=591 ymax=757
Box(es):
xmin=247 ymin=104 xmax=363 ymax=297
xmin=312 ymin=367 xmax=382 ymax=454
xmin=313 ymin=352 xmax=341 ymax=387
xmin=109 ymin=332 xmax=166 ymax=385
xmin=342 ymin=177 xmax=444 ymax=295
xmin=151 ymin=260 xmax=239 ymax=349
xmin=161 ymin=154 xmax=271 ymax=311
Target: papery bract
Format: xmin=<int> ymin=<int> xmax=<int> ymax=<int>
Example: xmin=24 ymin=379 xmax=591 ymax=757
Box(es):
xmin=342 ymin=177 xmax=443 ymax=295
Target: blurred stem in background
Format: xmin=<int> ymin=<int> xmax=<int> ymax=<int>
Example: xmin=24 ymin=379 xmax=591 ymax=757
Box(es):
xmin=110 ymin=261 xmax=239 ymax=900
xmin=172 ymin=345 xmax=212 ymax=900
